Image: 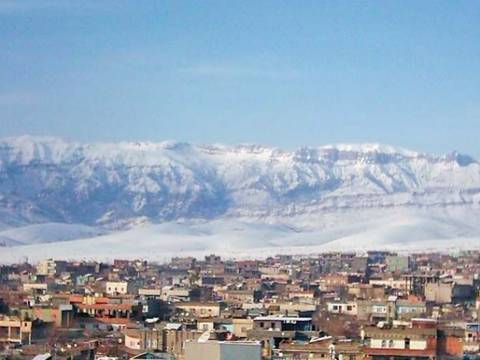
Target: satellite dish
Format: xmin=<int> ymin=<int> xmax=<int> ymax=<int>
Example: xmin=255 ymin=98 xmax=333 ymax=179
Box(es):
xmin=197 ymin=331 xmax=211 ymax=343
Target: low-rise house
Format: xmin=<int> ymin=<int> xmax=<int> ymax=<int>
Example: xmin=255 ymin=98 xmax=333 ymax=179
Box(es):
xmin=437 ymin=326 xmax=465 ymax=358
xmin=185 ymin=339 xmax=262 ymax=360
xmin=36 ymin=259 xmax=56 ymax=277
xmin=425 ymin=282 xmax=454 ymax=304
xmin=217 ymin=289 xmax=257 ymax=304
xmin=464 ymin=323 xmax=480 ymax=354
xmin=106 ymin=281 xmax=129 ymax=296
xmin=318 ymin=274 xmax=349 ymax=292
xmin=287 ymin=289 xmax=315 ymax=302
xmin=71 ymin=294 xmax=136 ymax=329
xmin=348 ymin=283 xmax=385 ymax=300
xmin=197 ymin=318 xmax=215 ymax=332
xmin=175 ymin=302 xmax=221 ymax=318
xmin=370 ymin=302 xmax=390 ymax=322
xmin=362 ymin=320 xmax=437 ymax=360
xmin=386 ymin=256 xmax=410 ymax=273
xmin=278 ymin=337 xmax=363 ymax=360
xmin=23 ymin=283 xmax=48 ymax=295
xmin=0 ymin=315 xmax=32 ymax=345
xmin=138 ymin=288 xmax=162 ymax=298
xmin=369 ymin=277 xmax=409 ymax=291
xmin=395 ymin=299 xmax=427 ymax=320
xmin=231 ymin=318 xmax=254 ymax=338
xmin=161 ymin=286 xmax=191 ymax=302
xmin=424 ymin=280 xmax=473 ymax=304
xmin=32 ymin=304 xmax=74 ymax=328
xmin=327 ymin=301 xmax=358 ymax=316
xmin=163 ymin=323 xmax=203 ymax=358
xmin=248 ymin=315 xmax=318 ymax=358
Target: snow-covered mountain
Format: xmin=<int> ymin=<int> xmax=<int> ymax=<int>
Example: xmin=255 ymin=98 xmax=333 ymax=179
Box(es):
xmin=0 ymin=135 xmax=479 ymax=260
xmin=1 ymin=135 xmax=479 ymax=228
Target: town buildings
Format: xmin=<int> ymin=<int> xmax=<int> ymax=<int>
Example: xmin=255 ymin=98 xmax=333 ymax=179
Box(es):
xmin=0 ymin=251 xmax=477 ymax=359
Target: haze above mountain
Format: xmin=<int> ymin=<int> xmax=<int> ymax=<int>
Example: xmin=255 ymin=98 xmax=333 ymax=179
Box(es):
xmin=0 ymin=135 xmax=479 ymax=261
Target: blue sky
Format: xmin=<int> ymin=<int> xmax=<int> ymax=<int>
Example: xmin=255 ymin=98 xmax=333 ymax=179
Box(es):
xmin=0 ymin=0 xmax=479 ymax=156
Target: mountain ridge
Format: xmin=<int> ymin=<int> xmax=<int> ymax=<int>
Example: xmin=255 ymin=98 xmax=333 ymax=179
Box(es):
xmin=0 ymin=136 xmax=479 ymax=234
xmin=2 ymin=135 xmax=476 ymax=164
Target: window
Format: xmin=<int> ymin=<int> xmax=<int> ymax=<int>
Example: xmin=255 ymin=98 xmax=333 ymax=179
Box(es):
xmin=347 ymin=305 xmax=352 ymax=311
xmin=389 ymin=340 xmax=394 ymax=348
xmin=381 ymin=340 xmax=387 ymax=348
xmin=404 ymin=338 xmax=410 ymax=349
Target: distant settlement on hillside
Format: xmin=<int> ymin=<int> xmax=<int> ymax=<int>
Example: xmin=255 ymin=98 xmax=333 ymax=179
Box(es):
xmin=0 ymin=251 xmax=479 ymax=359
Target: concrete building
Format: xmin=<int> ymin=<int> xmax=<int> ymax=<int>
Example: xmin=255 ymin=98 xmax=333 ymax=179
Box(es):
xmin=161 ymin=286 xmax=191 ymax=302
xmin=138 ymin=288 xmax=162 ymax=298
xmin=175 ymin=302 xmax=221 ymax=318
xmin=386 ymin=256 xmax=409 ymax=273
xmin=23 ymin=282 xmax=48 ymax=294
xmin=217 ymin=289 xmax=258 ymax=304
xmin=362 ymin=320 xmax=437 ymax=360
xmin=106 ymin=281 xmax=129 ymax=295
xmin=279 ymin=337 xmax=363 ymax=360
xmin=327 ymin=301 xmax=358 ymax=316
xmin=32 ymin=304 xmax=74 ymax=328
xmin=162 ymin=325 xmax=203 ymax=358
xmin=351 ymin=256 xmax=368 ymax=273
xmin=36 ymin=259 xmax=56 ymax=277
xmin=395 ymin=299 xmax=427 ymax=320
xmin=185 ymin=340 xmax=261 ymax=360
xmin=425 ymin=282 xmax=453 ymax=304
xmin=231 ymin=318 xmax=254 ymax=338
xmin=252 ymin=316 xmax=313 ymax=332
xmin=0 ymin=316 xmax=32 ymax=345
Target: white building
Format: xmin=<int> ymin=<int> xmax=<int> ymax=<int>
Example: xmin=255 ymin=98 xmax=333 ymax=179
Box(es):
xmin=36 ymin=259 xmax=56 ymax=277
xmin=327 ymin=301 xmax=358 ymax=315
xmin=106 ymin=281 xmax=129 ymax=295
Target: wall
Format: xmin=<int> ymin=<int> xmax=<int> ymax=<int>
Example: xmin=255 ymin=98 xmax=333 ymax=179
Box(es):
xmin=369 ymin=338 xmax=427 ymax=350
xmin=185 ymin=341 xmax=261 ymax=360
xmin=220 ymin=342 xmax=262 ymax=360
xmin=425 ymin=283 xmax=452 ymax=304
xmin=185 ymin=342 xmax=220 ymax=360
xmin=125 ymin=333 xmax=141 ymax=350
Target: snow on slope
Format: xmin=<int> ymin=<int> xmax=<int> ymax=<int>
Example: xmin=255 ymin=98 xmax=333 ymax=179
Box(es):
xmin=0 ymin=223 xmax=106 ymax=246
xmin=0 ymin=207 xmax=478 ymax=263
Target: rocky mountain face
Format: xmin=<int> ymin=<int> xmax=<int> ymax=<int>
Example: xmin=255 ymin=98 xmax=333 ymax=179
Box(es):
xmin=0 ymin=136 xmax=479 ymax=231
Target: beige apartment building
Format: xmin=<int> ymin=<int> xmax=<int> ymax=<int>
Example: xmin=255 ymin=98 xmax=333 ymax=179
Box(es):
xmin=175 ymin=302 xmax=221 ymax=318
xmin=0 ymin=316 xmax=32 ymax=345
